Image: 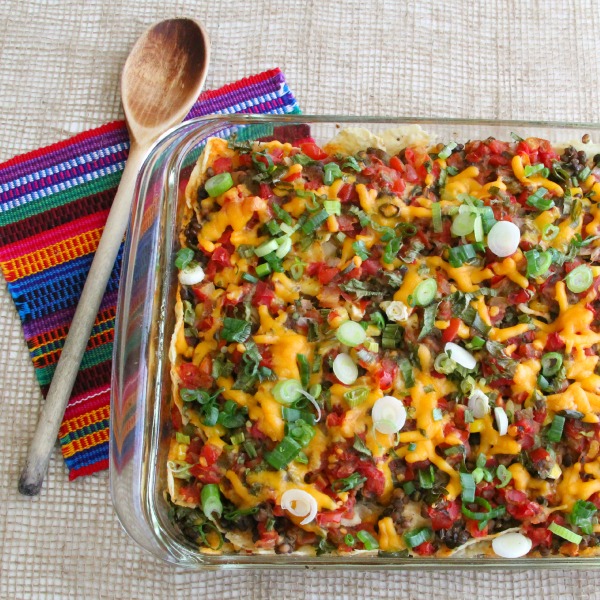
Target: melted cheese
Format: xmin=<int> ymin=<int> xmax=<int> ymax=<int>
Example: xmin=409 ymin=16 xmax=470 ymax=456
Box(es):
xmin=476 ymin=414 xmax=521 ymax=456
xmin=427 ymin=256 xmax=493 ymax=293
xmin=533 ymin=282 xmax=600 ymax=353
xmin=557 ymin=463 xmax=600 ymax=510
xmin=508 ymin=463 xmax=550 ymax=496
xmin=491 ymin=256 xmax=529 ymax=289
xmin=512 ymin=154 xmax=564 ymax=196
xmin=378 ymin=517 xmax=405 ymax=551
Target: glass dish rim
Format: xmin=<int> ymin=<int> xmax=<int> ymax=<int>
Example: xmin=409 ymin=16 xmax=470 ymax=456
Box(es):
xmin=111 ymin=114 xmax=600 ymax=570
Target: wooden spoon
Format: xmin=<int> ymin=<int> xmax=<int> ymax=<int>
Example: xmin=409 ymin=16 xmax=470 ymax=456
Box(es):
xmin=18 ymin=18 xmax=210 ymax=495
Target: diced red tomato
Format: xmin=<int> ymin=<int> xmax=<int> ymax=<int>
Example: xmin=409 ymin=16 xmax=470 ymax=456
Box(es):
xmin=426 ymin=499 xmax=461 ymax=531
xmin=318 ymin=265 xmax=339 ymax=285
xmin=189 ymin=463 xmax=221 ymax=483
xmin=256 ymin=522 xmax=279 ymax=548
xmin=466 ymin=519 xmax=488 ymax=538
xmin=374 ymin=358 xmax=398 ymax=391
xmin=178 ymin=483 xmax=200 ymax=504
xmin=316 ymin=508 xmax=346 ymax=527
xmin=326 ymin=405 xmax=346 ymax=428
xmin=210 ymin=246 xmax=231 ymax=268
xmin=200 ymin=443 xmax=222 ymax=466
xmin=523 ymin=524 xmax=552 ymax=548
xmin=337 ymin=183 xmax=357 ymax=203
xmin=259 ymin=182 xmax=274 ymax=199
xmin=177 ymin=362 xmax=213 ymax=389
xmin=212 ymin=156 xmax=232 ymax=174
xmin=361 ymin=258 xmax=382 ymax=276
xmin=413 ymin=541 xmax=436 ymax=555
xmin=507 ymin=288 xmax=532 ymax=305
xmin=252 ymin=281 xmax=276 ymax=309
xmin=300 ymin=142 xmax=328 ymax=160
xmin=283 ymin=171 xmax=301 ymax=182
xmin=389 ymin=155 xmax=404 ymax=173
xmin=355 ymin=461 xmax=385 ymax=497
xmin=545 ymin=332 xmax=566 ymax=351
xmin=442 ymin=318 xmax=462 ymax=343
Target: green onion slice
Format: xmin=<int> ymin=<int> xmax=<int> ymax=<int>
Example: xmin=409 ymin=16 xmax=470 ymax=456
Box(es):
xmin=205 ymin=172 xmax=234 ymax=197
xmin=542 ymin=223 xmax=559 ymax=241
xmin=432 ymin=202 xmax=443 ymax=232
xmin=566 ymin=264 xmax=593 ymax=293
xmin=272 ymin=379 xmax=304 ymax=405
xmin=255 ymin=239 xmax=279 ymax=257
xmin=356 ymin=530 xmax=379 ymax=550
xmin=336 ymin=320 xmax=367 ymax=347
xmin=324 ymin=200 xmax=341 ymax=215
xmin=451 ymin=211 xmax=477 ymax=237
xmin=412 ymin=278 xmax=437 ymax=306
xmin=496 ymin=464 xmax=512 ymax=488
xmin=343 ymin=387 xmax=369 ymax=408
xmin=541 ymin=352 xmax=563 ymax=377
xmin=525 ymin=249 xmax=552 ymax=278
xmin=548 ymin=522 xmax=583 ymax=544
xmin=460 ymin=472 xmax=476 ymax=503
xmin=546 ymin=414 xmax=565 ymax=443
xmin=201 ymin=483 xmax=223 ymax=521
xmin=404 ymin=526 xmax=433 ymax=549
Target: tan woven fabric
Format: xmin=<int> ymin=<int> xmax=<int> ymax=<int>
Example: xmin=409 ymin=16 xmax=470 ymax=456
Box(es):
xmin=2 ymin=1 xmax=600 ymax=597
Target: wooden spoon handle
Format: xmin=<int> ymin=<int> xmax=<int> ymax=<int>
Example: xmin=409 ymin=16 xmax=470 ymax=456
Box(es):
xmin=18 ymin=142 xmax=146 ymax=495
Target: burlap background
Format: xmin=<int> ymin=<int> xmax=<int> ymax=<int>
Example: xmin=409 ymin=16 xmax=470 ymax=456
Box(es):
xmin=1 ymin=1 xmax=600 ymax=598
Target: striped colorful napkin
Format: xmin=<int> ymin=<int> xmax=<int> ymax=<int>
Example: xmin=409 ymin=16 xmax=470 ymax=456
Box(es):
xmin=0 ymin=68 xmax=300 ymax=480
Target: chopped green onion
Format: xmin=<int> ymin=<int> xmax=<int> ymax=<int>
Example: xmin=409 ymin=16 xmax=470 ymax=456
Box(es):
xmin=295 ymin=451 xmax=309 ymax=464
xmin=344 ymin=534 xmax=356 ymax=547
xmin=242 ymin=272 xmax=259 ymax=283
xmin=569 ymin=500 xmax=597 ymax=534
xmin=343 ymin=387 xmax=369 ymax=408
xmin=255 ymin=239 xmax=279 ymax=257
xmin=243 ymin=440 xmax=257 ymax=459
xmin=431 ymin=202 xmax=443 ymax=232
xmin=524 ymin=163 xmax=547 ymax=177
xmin=418 ymin=465 xmax=435 ymax=489
xmin=408 ymin=443 xmax=417 ymax=452
xmin=266 ymin=220 xmax=281 ymax=236
xmin=527 ymin=187 xmax=554 ymax=211
xmin=468 ymin=336 xmax=486 ymax=350
xmin=496 ymin=464 xmax=512 ymax=488
xmin=383 ymin=237 xmax=403 ymax=264
xmin=324 ymin=200 xmax=341 ymax=215
xmin=451 ymin=211 xmax=477 ymax=237
xmin=473 ymin=214 xmax=484 ymax=242
xmin=237 ymin=244 xmax=255 ymax=258
xmin=548 ymin=522 xmax=583 ymax=544
xmin=323 ymin=163 xmax=344 ymax=185
xmin=201 ymin=483 xmax=223 ymax=521
xmin=301 ymin=209 xmax=329 ymax=235
xmin=276 ymin=236 xmax=292 ymax=259
xmin=472 ymin=467 xmax=485 ymax=484
xmin=265 ymin=436 xmax=302 ymax=469
xmin=356 ymin=530 xmax=379 ymax=550
xmin=480 ymin=206 xmax=497 ymax=234
xmin=542 ymin=223 xmax=559 ymax=241
xmin=256 ymin=262 xmax=272 ymax=278
xmin=432 ymin=408 xmax=443 ymax=422
xmin=272 ymin=202 xmax=293 ymax=226
xmin=438 ymin=141 xmax=457 ymax=160
xmin=461 ymin=496 xmax=505 ymax=526
xmin=566 ymin=264 xmax=593 ymax=293
xmin=525 ymin=249 xmax=552 ymax=278
xmin=352 ymin=240 xmax=370 ymax=260
xmin=476 ymin=453 xmax=487 ymax=469
xmin=297 ymin=354 xmax=311 ymax=388
xmin=402 ymin=481 xmax=416 ymax=495
xmin=290 ymin=261 xmax=305 ymax=280
xmin=336 ymin=320 xmax=367 ymax=347
xmin=382 ymin=323 xmax=401 ymax=349
xmin=333 ymin=472 xmax=367 ymax=492
xmin=175 ymin=432 xmax=190 ymax=445
xmin=541 ymin=352 xmax=563 ymax=377
xmin=578 ymin=166 xmax=591 ymax=181
xmin=547 ymin=414 xmax=566 ymax=442
xmin=404 ymin=526 xmax=432 ymax=549
xmin=272 ymin=379 xmax=304 ymax=405
xmin=205 ymin=172 xmax=234 ymax=197
xmin=175 ymin=247 xmax=195 ymax=270
xmin=221 ymin=317 xmax=252 ymax=342
xmin=460 ymin=472 xmax=476 ymax=503
xmin=230 ymin=432 xmax=245 ymax=445
xmin=288 ymin=419 xmax=315 ymax=447
xmin=412 ymin=278 xmax=437 ymax=306
xmin=448 ymin=243 xmax=482 ymax=268
xmin=282 ymin=406 xmax=316 ymax=425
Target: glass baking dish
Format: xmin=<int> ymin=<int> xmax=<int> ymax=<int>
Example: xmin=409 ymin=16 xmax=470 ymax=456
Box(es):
xmin=110 ymin=114 xmax=600 ymax=569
